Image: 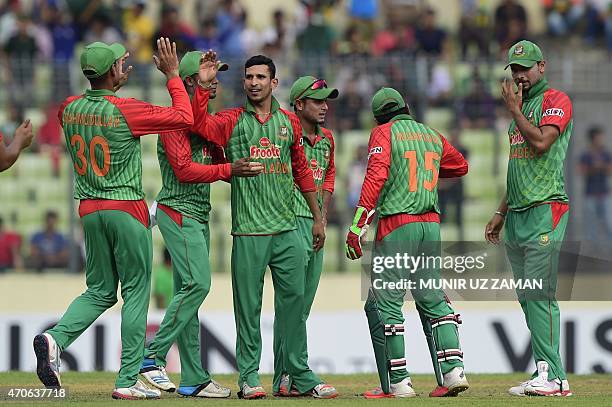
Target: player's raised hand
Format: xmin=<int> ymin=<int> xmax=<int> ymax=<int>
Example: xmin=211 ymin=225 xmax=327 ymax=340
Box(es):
xmin=312 ymin=219 xmax=326 ymax=251
xmin=485 ymin=213 xmax=505 ymax=245
xmin=501 ymin=78 xmax=522 ymax=114
xmin=114 ymin=65 xmax=133 ymax=92
xmin=14 ymin=119 xmax=34 ymax=150
xmin=197 ymin=49 xmax=219 ymax=87
xmin=153 ymin=37 xmax=179 ymax=79
xmin=231 ymin=158 xmax=264 ymax=177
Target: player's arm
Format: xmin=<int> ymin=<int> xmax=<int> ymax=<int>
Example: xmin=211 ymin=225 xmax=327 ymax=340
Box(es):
xmin=160 ymin=130 xmax=263 ymax=183
xmin=438 ymin=133 xmax=469 ymax=178
xmin=346 ymin=127 xmax=391 ymax=260
xmin=321 ymin=131 xmax=336 ymax=223
xmin=288 ymin=113 xmax=325 ymax=251
xmin=485 ymin=192 xmax=508 ymax=244
xmin=0 ymin=120 xmax=34 ymax=172
xmin=501 ymin=80 xmax=571 ymax=154
xmin=190 ymin=86 xmax=241 ymax=147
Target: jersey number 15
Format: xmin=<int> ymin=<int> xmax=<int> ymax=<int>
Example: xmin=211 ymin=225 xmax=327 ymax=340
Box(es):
xmin=404 ymin=150 xmax=440 ymax=192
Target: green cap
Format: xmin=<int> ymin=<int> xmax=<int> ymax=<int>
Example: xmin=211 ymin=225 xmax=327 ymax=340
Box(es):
xmin=179 ymin=51 xmax=229 ymax=80
xmin=505 ymin=40 xmax=543 ymax=70
xmin=289 ymin=76 xmax=339 ymax=106
xmin=80 ymin=42 xmax=116 ymax=79
xmin=371 ymin=87 xmax=406 ymax=117
xmin=109 ymin=43 xmax=127 ymax=60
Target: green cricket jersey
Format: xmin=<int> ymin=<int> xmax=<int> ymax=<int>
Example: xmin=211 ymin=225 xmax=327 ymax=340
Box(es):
xmin=293 ymin=126 xmax=336 ymax=218
xmin=358 ymin=114 xmax=468 ymax=216
xmin=59 ymin=77 xmax=193 ymax=201
xmin=191 ymin=89 xmax=316 ymax=235
xmin=506 ymin=78 xmax=573 ymax=211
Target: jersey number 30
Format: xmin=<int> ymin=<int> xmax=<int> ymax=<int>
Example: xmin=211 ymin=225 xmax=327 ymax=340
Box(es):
xmin=71 ymin=134 xmax=110 ymax=177
xmin=404 ymin=150 xmax=440 ymax=192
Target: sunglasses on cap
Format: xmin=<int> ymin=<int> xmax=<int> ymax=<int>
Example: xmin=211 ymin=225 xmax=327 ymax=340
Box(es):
xmin=295 ymin=78 xmax=328 ymax=101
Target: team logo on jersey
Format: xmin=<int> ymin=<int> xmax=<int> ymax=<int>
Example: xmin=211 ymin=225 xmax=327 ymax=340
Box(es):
xmin=278 ymin=126 xmax=289 ymax=140
xmin=202 ymin=145 xmax=212 ymax=159
xmin=250 ymin=137 xmax=281 ymax=159
xmin=543 ymin=108 xmax=564 ymax=118
xmin=514 ymin=45 xmax=524 ymax=56
xmin=368 ymin=146 xmax=383 ymax=158
xmin=539 ymin=233 xmax=550 ymax=246
xmin=324 ymin=150 xmax=330 ymax=159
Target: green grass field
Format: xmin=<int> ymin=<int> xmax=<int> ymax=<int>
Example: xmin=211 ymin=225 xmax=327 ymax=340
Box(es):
xmin=1 ymin=372 xmax=611 ymax=406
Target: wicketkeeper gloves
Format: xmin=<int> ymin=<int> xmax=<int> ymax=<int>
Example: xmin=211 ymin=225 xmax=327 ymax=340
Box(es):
xmin=345 ymin=206 xmax=375 ymax=260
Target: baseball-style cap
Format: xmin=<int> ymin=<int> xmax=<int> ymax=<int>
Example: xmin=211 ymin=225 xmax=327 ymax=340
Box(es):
xmin=109 ymin=43 xmax=127 ymax=60
xmin=81 ymin=42 xmax=116 ymax=79
xmin=505 ymin=40 xmax=544 ymax=70
xmin=289 ymin=76 xmax=339 ymax=106
xmin=371 ymin=87 xmax=406 ymax=117
xmin=179 ymin=51 xmax=229 ymax=80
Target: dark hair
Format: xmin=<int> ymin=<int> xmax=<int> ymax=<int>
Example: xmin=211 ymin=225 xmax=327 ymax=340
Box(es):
xmin=163 ymin=248 xmax=172 ymax=265
xmin=588 ymin=125 xmax=603 ymax=142
xmin=244 ymin=55 xmax=276 ymax=78
xmin=46 ymin=210 xmax=58 ymax=220
xmin=374 ymin=106 xmax=411 ymax=125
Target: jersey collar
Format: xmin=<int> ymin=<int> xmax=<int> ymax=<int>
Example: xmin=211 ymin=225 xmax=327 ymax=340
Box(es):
xmin=523 ymin=77 xmax=549 ymax=102
xmin=303 ymin=124 xmax=325 ymax=147
xmin=244 ymin=96 xmax=281 ymax=115
xmin=85 ymin=88 xmax=116 ymax=97
xmin=390 ymin=113 xmax=414 ymax=122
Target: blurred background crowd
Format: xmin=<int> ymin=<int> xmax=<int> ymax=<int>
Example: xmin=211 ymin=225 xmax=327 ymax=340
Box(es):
xmin=0 ymin=0 xmax=611 ymax=285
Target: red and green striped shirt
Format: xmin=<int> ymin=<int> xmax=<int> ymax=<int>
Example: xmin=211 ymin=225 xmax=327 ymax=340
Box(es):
xmin=191 ymin=87 xmax=316 ymax=235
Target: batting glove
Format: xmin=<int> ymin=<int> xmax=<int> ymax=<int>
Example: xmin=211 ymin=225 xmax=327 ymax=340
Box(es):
xmin=345 ymin=206 xmax=375 ymax=260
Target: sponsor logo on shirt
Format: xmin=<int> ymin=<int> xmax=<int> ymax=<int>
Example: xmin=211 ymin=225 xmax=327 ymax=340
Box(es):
xmin=368 ymin=146 xmax=383 ymax=158
xmin=310 ymin=159 xmax=318 ymax=168
xmin=250 ymin=137 xmax=281 ymax=159
xmin=509 ymin=129 xmax=525 ymax=145
xmin=543 ymin=108 xmax=564 ymax=118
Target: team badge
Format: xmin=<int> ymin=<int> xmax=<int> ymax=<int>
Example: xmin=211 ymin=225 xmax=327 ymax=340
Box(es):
xmin=538 ymin=234 xmax=550 ymax=246
xmin=514 ymin=45 xmax=524 ymax=56
xmin=279 ymin=126 xmax=289 ymax=140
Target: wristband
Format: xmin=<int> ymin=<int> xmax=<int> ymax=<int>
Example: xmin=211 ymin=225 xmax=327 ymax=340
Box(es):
xmin=495 ymin=211 xmax=506 ymax=218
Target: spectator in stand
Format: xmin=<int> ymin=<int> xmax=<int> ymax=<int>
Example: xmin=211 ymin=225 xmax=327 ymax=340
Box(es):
xmin=83 ymin=13 xmax=122 ymax=45
xmin=0 ymin=0 xmax=22 ymax=47
xmin=0 ymin=215 xmax=22 ymax=272
xmin=153 ymin=5 xmax=195 ymax=56
xmin=335 ymin=81 xmax=366 ymax=132
xmin=347 ymin=0 xmax=378 ymax=40
xmin=338 ymin=25 xmax=370 ymax=57
xmin=42 ymin=3 xmax=76 ymax=103
xmin=578 ymin=126 xmax=612 ymax=241
xmin=458 ymin=66 xmax=497 ymax=129
xmin=194 ymin=17 xmax=221 ymax=51
xmin=2 ymin=14 xmax=38 ymax=107
xmin=216 ymin=0 xmax=246 ymax=57
xmin=371 ymin=16 xmax=415 ymax=56
xmin=28 ymin=210 xmax=69 ymax=271
xmin=36 ymin=103 xmax=63 ymax=177
xmin=123 ymin=0 xmax=154 ymax=100
xmin=543 ymin=0 xmax=584 ymax=37
xmin=494 ymin=0 xmax=527 ymax=51
xmin=415 ymin=7 xmax=448 ymax=56
xmin=459 ymin=5 xmax=491 ymax=58
xmin=296 ymin=11 xmax=337 ymax=55
xmin=346 ymin=145 xmax=369 ymax=209
xmin=153 ymin=248 xmax=174 ymax=309
xmin=261 ymin=9 xmax=295 ymax=55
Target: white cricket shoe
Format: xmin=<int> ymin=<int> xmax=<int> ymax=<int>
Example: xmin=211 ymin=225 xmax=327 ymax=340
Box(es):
xmin=430 ymin=367 xmax=469 ymax=397
xmin=525 ymin=362 xmax=572 ymax=396
xmin=178 ymin=380 xmax=231 ymax=398
xmin=509 ymin=380 xmax=530 ymax=396
xmin=140 ymin=358 xmax=176 ymax=392
xmin=33 ymin=333 xmax=61 ymax=387
xmin=112 ymin=379 xmax=161 ymax=400
xmin=364 ymin=377 xmax=416 ymax=398
xmin=238 ymin=383 xmax=266 ymax=399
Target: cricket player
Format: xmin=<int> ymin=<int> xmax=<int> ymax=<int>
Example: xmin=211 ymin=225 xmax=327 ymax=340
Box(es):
xmin=0 ymin=119 xmax=33 ymax=172
xmin=140 ymin=50 xmax=263 ymax=398
xmin=271 ymin=76 xmax=339 ymax=398
xmin=485 ymin=40 xmax=573 ymax=397
xmin=346 ymin=87 xmax=469 ymax=398
xmin=33 ymin=38 xmax=194 ymax=399
xmin=190 ymin=55 xmax=333 ymax=399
